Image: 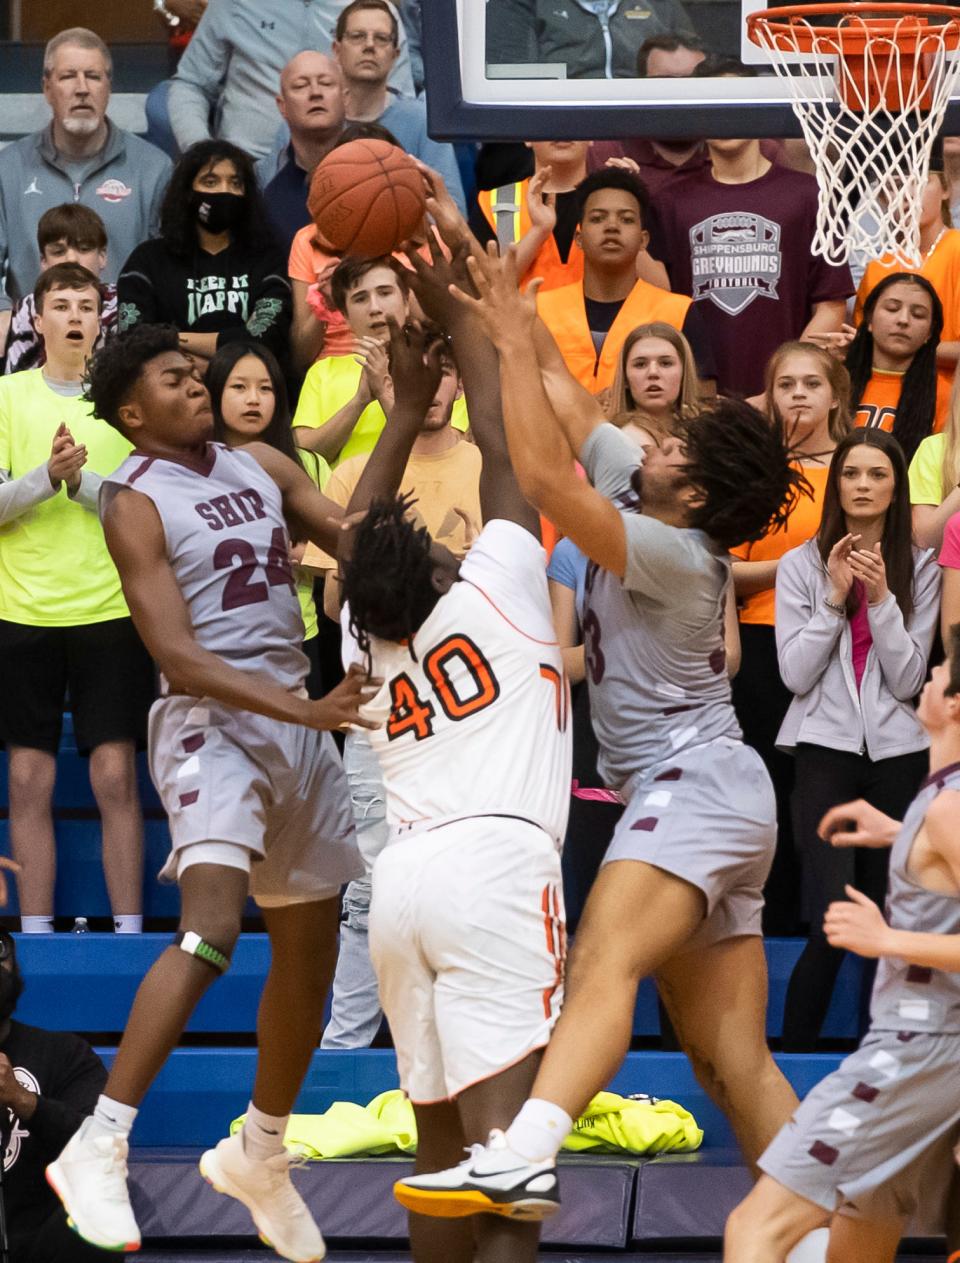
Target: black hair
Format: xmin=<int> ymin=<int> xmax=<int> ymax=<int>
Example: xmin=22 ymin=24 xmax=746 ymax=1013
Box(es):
xmin=636 ymin=33 xmax=704 ymax=76
xmin=846 ymin=272 xmax=942 ymax=465
xmin=574 ymin=168 xmax=650 ymax=227
xmin=340 ymin=493 xmax=441 ymax=656
xmin=817 ymin=426 xmax=915 ymax=622
xmin=159 ymin=140 xmax=277 ymax=258
xmin=206 ymin=342 xmax=299 ymax=463
xmin=692 ymin=55 xmax=759 ymax=77
xmin=335 ymin=120 xmax=401 ymax=150
xmin=671 ymin=397 xmax=811 ymax=550
xmin=83 ymin=323 xmax=181 ymax=432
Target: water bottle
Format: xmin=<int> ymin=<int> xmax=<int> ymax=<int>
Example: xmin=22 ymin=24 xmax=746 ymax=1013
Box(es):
xmin=72 ymin=917 xmax=89 ymax=934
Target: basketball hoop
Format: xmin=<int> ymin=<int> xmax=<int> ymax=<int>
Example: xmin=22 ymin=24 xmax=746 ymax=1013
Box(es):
xmin=747 ymin=3 xmax=960 ymax=265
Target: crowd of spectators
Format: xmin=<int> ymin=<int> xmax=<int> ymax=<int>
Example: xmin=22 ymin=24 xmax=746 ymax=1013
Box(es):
xmin=0 ymin=3 xmax=958 ymax=1066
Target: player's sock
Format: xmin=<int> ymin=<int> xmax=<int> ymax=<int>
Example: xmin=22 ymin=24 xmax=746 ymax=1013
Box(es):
xmin=113 ymin=915 xmax=143 ymax=934
xmin=241 ymin=1102 xmax=288 ymax=1162
xmin=21 ymin=915 xmax=54 ymax=933
xmin=504 ymin=1098 xmax=573 ymax=1163
xmin=91 ymin=1094 xmax=139 ymax=1140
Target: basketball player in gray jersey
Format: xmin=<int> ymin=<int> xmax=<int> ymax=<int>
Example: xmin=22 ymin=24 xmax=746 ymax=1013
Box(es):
xmin=46 ymin=325 xmax=377 ymax=1263
xmin=397 ymin=245 xmax=828 ymax=1259
xmin=725 ymin=628 xmax=960 ymax=1260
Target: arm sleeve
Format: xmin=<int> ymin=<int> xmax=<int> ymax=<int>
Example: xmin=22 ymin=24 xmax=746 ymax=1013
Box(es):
xmin=116 ymin=246 xmax=161 ymax=331
xmin=167 ymin=1 xmax=228 ymax=151
xmin=867 ymin=552 xmax=941 ymax=701
xmin=807 ymin=250 xmax=854 ymax=304
xmin=939 ymin=513 xmax=960 ymax=568
xmin=680 ymin=305 xmax=715 ymax=381
xmin=909 ymin=436 xmax=943 ymax=504
xmin=0 ymin=462 xmax=59 ymax=524
xmin=67 ymin=470 xmax=104 ymax=513
xmin=774 ymin=545 xmax=845 ymax=694
xmin=579 ymin=422 xmax=641 ymax=503
xmin=460 ymin=518 xmax=555 ymax=640
xmin=25 ymin=1036 xmax=108 ymax=1161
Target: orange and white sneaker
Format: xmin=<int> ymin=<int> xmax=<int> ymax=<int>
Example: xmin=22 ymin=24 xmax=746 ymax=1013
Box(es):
xmin=393 ymin=1128 xmax=560 ymax=1220
xmin=46 ymin=1116 xmax=141 ymax=1252
xmin=199 ymin=1132 xmax=325 ymax=1262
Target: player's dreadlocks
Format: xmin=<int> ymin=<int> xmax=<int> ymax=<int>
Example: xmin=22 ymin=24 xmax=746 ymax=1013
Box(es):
xmin=672 ymin=396 xmax=812 ymax=551
xmin=341 ymin=492 xmax=442 ymax=660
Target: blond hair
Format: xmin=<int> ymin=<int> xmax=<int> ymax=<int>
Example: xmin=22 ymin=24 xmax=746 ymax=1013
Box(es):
xmin=939 ymin=369 xmax=960 ymax=498
xmin=608 ymin=322 xmax=700 ymax=421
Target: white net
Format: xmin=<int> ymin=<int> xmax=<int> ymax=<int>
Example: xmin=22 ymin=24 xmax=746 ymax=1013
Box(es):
xmin=749 ymin=8 xmax=960 ymax=265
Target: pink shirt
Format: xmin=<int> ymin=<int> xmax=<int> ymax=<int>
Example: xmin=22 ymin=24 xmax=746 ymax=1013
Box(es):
xmin=939 ymin=511 xmax=960 ymax=568
xmin=850 ymin=581 xmax=873 ymax=692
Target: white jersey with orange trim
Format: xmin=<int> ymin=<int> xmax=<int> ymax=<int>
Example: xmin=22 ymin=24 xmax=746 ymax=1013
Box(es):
xmin=355 ymin=519 xmax=572 ymax=846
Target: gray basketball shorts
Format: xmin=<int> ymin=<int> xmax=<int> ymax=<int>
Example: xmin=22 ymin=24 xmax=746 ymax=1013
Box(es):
xmin=602 ymin=738 xmax=776 ymax=947
xmin=760 ymin=1028 xmax=960 ymax=1224
xmin=149 ymin=694 xmax=362 ymax=906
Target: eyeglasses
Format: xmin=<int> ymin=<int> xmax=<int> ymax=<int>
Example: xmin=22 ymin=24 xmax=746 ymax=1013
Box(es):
xmin=342 ymin=29 xmax=396 ymax=48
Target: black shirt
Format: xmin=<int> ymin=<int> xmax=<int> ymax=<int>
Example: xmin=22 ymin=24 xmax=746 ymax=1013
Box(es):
xmin=0 ymin=1020 xmax=107 ymax=1257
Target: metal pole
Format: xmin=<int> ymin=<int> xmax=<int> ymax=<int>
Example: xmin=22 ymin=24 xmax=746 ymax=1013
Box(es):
xmin=10 ymin=0 xmax=23 ymax=43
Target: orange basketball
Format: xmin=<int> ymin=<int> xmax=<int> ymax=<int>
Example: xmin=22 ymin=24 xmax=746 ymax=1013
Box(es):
xmin=308 ymin=139 xmax=427 ymax=258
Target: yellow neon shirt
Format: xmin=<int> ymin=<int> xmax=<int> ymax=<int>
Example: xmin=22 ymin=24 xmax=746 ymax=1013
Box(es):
xmin=292 ymin=354 xmax=468 ymax=468
xmin=0 ymin=370 xmax=132 ymax=626
xmin=296 ymin=448 xmax=331 ymax=641
xmin=909 ymin=431 xmax=947 ymax=505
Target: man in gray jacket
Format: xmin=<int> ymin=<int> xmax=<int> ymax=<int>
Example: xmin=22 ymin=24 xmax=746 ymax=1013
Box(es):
xmin=167 ymin=0 xmax=415 ymax=160
xmin=0 ymin=28 xmax=172 ymax=347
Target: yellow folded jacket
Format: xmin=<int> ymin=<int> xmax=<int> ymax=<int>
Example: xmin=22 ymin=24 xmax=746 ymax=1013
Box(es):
xmin=230 ymin=1089 xmax=702 ymax=1160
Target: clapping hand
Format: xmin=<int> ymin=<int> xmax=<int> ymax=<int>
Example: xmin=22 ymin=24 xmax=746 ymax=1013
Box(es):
xmin=47 ymin=422 xmax=87 ymax=492
xmin=825 ymin=532 xmax=860 ymax=605
xmin=823 ymin=886 xmax=892 ymax=958
xmin=849 ymin=540 xmax=888 ymax=605
xmin=355 ymin=336 xmax=393 ymax=409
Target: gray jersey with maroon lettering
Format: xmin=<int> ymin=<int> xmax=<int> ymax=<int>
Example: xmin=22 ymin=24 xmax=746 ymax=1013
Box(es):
xmin=870 ymin=761 xmax=960 ymax=1034
xmin=579 ymin=424 xmax=741 ymax=792
xmin=101 ymin=443 xmax=308 ymax=691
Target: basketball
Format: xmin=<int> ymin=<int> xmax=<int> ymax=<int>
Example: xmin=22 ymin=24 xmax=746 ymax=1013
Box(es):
xmin=307 ymin=139 xmax=427 ymax=258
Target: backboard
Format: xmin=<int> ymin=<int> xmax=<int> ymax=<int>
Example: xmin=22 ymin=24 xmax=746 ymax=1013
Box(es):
xmin=420 ymin=0 xmax=960 ymax=139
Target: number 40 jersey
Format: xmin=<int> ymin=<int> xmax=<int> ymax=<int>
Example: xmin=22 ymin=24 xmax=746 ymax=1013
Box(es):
xmin=354 ymin=519 xmax=573 ymax=848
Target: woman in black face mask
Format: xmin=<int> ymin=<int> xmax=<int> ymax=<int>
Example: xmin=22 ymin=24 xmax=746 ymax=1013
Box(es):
xmin=116 ymin=140 xmax=292 ymax=365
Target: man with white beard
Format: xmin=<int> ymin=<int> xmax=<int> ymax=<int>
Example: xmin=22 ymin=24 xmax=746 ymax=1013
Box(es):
xmin=0 ymin=28 xmax=171 ymax=349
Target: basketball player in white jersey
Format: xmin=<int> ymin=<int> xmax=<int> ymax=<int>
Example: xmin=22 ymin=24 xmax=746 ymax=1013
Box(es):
xmin=395 ymin=246 xmax=824 ymax=1248
xmin=336 ymin=240 xmax=572 ymax=1263
xmin=46 ymin=324 xmax=377 ymax=1263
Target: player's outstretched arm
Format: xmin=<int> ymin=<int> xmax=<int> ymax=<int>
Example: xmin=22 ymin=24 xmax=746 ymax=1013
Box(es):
xmin=818 ymin=799 xmax=901 ymax=848
xmin=338 ymin=319 xmax=442 ymax=565
xmin=531 ymin=318 xmax=608 ymax=460
xmin=452 ymin=246 xmax=628 ymax=577
xmin=405 ymin=237 xmax=539 ymax=535
xmin=103 ymin=488 xmax=380 ymax=731
xmin=243 ymin=441 xmax=344 ymax=557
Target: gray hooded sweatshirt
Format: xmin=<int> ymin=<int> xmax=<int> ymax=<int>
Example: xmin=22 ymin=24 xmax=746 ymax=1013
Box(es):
xmin=168 ymin=0 xmax=416 ymax=160
xmin=0 ymin=122 xmax=172 ymax=311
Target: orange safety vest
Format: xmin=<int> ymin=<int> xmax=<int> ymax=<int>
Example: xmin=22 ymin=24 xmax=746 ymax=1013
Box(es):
xmin=537 ymin=279 xmax=693 ymax=394
xmin=478 ymin=181 xmax=584 ymax=293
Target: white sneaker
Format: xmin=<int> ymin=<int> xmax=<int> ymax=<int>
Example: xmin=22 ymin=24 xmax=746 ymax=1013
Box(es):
xmin=46 ymin=1116 xmax=141 ymax=1252
xmin=393 ymin=1128 xmax=560 ymax=1220
xmin=199 ymin=1132 xmax=325 ymax=1262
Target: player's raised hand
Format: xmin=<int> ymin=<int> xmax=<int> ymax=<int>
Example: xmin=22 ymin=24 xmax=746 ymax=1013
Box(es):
xmin=308 ymin=663 xmax=383 ymax=732
xmin=824 ymin=885 xmax=892 ymax=958
xmin=385 ymin=317 xmax=443 ymax=417
xmin=404 ymin=236 xmax=475 ymax=328
xmin=818 ymin=798 xmax=900 ymax=848
xmin=450 ymin=243 xmax=540 ymax=348
xmin=412 ymin=159 xmax=475 ymax=256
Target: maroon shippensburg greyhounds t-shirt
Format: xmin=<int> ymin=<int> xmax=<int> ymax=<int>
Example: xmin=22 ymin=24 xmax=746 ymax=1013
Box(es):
xmin=649 ymin=164 xmax=853 ymax=397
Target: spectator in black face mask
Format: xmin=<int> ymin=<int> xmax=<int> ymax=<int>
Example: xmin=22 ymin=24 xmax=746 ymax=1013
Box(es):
xmin=116 ymin=139 xmax=292 ymax=367
xmin=0 ymin=930 xmax=107 ymax=1262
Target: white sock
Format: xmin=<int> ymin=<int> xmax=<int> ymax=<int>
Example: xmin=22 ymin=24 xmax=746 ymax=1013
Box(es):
xmin=242 ymin=1102 xmax=288 ymax=1161
xmin=113 ymin=915 xmax=143 ymax=934
xmin=20 ymin=916 xmax=54 ymax=933
xmin=504 ymin=1099 xmax=573 ymax=1163
xmin=92 ymin=1094 xmax=139 ymax=1139
xmin=786 ymin=1228 xmax=829 ymax=1263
